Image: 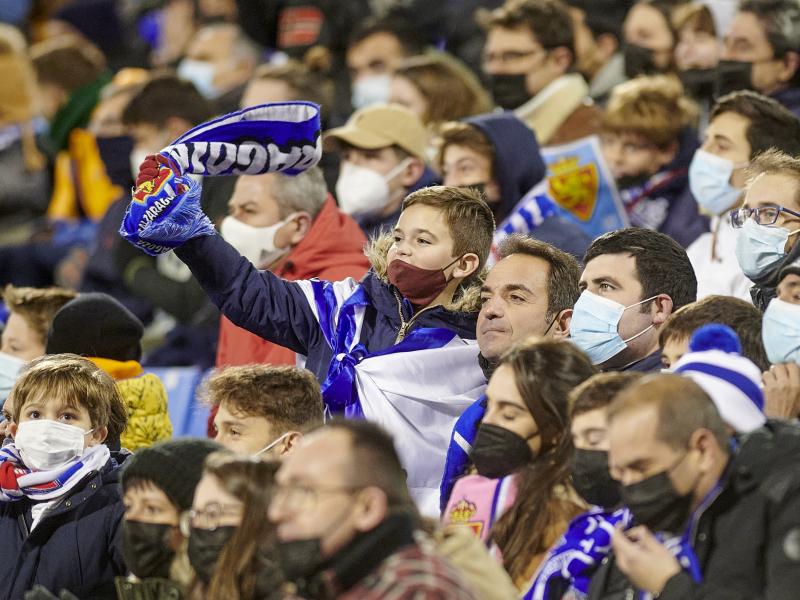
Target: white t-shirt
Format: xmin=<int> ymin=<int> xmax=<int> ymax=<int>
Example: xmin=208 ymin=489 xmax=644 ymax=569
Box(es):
xmin=687 ymin=215 xmax=754 ymax=302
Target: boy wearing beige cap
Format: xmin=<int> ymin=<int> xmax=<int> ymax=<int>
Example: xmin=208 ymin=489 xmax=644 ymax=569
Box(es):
xmin=326 ymin=103 xmax=440 ymax=238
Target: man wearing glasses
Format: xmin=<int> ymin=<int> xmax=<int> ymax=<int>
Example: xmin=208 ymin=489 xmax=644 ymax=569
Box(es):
xmin=732 ymin=149 xmax=800 ymax=310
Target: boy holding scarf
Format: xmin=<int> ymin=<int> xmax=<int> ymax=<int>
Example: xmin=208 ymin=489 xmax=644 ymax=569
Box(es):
xmin=0 ymin=354 xmax=127 ymax=599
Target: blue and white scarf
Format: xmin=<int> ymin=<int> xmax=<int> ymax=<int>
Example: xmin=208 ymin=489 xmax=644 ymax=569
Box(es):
xmin=491 ymin=182 xmax=560 ymax=264
xmin=120 ymin=102 xmax=321 ymax=255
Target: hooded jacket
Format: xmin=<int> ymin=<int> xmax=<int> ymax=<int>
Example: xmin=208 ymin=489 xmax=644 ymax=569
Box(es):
xmin=175 ymin=230 xmax=482 ymax=387
xmin=0 ymin=456 xmax=127 ymax=600
xmin=216 ymin=197 xmax=370 ymax=368
xmin=772 ymin=86 xmax=800 ymax=120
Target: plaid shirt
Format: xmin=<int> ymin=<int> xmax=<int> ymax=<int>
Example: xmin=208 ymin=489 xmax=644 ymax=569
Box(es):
xmin=334 ymin=541 xmax=477 ymax=600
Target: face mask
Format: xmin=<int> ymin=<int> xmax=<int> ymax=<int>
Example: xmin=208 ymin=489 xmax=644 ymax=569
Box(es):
xmin=0 ymin=352 xmax=24 ymax=405
xmin=254 ymin=431 xmax=291 ymax=457
xmin=616 ymin=172 xmax=651 ymax=191
xmin=571 ymin=449 xmax=621 ymax=509
xmin=14 ymin=420 xmax=93 ymax=471
xmin=624 ymin=43 xmax=658 ymax=78
xmin=96 ymin=135 xmax=135 ymax=189
xmin=388 ymin=256 xmax=461 ymax=307
xmin=335 ymin=159 xmax=411 ymax=220
xmin=488 ymin=73 xmax=531 ymax=110
xmin=679 ymin=68 xmax=716 ymax=101
xmin=715 ymin=60 xmax=754 ymax=98
xmin=277 ymin=537 xmax=325 ymax=584
xmin=689 ymin=149 xmax=745 ymax=215
xmin=351 ymin=74 xmax=392 ymax=110
xmin=122 ymin=520 xmax=175 ymax=579
xmin=621 ymin=454 xmax=695 ymax=534
xmin=734 ymin=218 xmax=799 ymax=280
xmin=569 ymin=291 xmax=658 ymax=365
xmin=220 ymin=214 xmax=294 ymax=268
xmin=187 ymin=525 xmax=237 ymax=583
xmin=471 ymin=423 xmax=534 ymax=479
xmin=178 ymin=58 xmax=219 ymax=99
xmin=762 ymin=297 xmax=800 ymax=364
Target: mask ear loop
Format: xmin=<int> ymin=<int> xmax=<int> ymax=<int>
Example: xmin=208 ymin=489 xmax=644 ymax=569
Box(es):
xmin=620 ymin=295 xmax=659 ymax=344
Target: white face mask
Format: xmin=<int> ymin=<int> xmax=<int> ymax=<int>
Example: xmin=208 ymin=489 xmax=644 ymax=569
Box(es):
xmin=254 ymin=431 xmax=291 ymax=457
xmin=220 ymin=214 xmax=295 ymax=268
xmin=177 ymin=58 xmax=219 ymax=99
xmin=335 ymin=159 xmax=412 ymax=220
xmin=0 ymin=352 xmax=24 ymax=405
xmin=351 ymin=74 xmax=392 ymax=110
xmin=15 ymin=420 xmax=94 ymax=472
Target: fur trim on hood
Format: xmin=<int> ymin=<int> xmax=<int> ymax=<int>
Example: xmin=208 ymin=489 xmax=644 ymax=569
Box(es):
xmin=364 ymin=233 xmax=485 ymax=314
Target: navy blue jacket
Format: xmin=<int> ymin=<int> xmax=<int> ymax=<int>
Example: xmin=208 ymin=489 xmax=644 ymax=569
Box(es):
xmin=175 ymin=233 xmax=479 ymax=383
xmin=0 ymin=458 xmax=126 ymax=600
xmin=772 ymin=86 xmax=800 ymax=120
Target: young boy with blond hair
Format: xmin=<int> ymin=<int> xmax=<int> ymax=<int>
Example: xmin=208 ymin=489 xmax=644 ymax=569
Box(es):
xmin=0 ymin=354 xmax=127 ymax=598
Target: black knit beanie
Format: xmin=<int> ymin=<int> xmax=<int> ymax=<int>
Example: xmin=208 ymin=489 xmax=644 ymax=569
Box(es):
xmin=45 ymin=292 xmax=145 ymax=362
xmin=121 ymin=438 xmax=223 ymax=511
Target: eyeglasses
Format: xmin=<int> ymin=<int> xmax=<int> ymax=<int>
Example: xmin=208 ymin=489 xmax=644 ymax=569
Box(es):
xmin=271 ymin=482 xmax=363 ymax=512
xmin=730 ymin=206 xmax=800 ymax=228
xmin=179 ymin=503 xmax=243 ymax=535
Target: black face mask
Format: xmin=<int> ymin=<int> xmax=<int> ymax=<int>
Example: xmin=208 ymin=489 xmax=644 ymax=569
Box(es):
xmin=187 ymin=526 xmax=237 ymax=583
xmin=277 ymin=537 xmax=325 ymax=584
xmin=122 ymin=520 xmax=176 ymax=579
xmin=715 ymin=60 xmax=754 ymax=98
xmin=489 ymin=73 xmax=532 ymax=110
xmin=616 ymin=172 xmax=652 ymax=191
xmin=471 ymin=423 xmax=533 ymax=479
xmin=621 ymin=457 xmax=694 ymax=534
xmin=624 ymin=43 xmax=660 ymax=78
xmin=679 ymin=68 xmax=717 ymax=101
xmin=571 ymin=449 xmax=621 ymax=510
xmin=96 ymin=135 xmax=134 ymax=189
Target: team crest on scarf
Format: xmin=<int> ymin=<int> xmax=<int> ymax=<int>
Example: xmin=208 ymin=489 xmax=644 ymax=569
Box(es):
xmin=447 ymin=499 xmax=483 ymax=537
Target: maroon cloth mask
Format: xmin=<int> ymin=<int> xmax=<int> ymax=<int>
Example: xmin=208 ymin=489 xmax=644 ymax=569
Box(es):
xmin=387 ymin=257 xmax=461 ymax=306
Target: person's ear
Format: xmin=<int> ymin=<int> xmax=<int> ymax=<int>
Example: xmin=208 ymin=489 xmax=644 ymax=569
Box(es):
xmin=8 ymin=422 xmax=17 ymax=439
xmin=550 ymin=308 xmax=572 ymax=339
xmin=287 ymin=212 xmax=312 ymax=245
xmin=89 ymin=426 xmax=108 ymax=447
xmin=168 ymin=524 xmax=184 ymax=551
xmin=690 ymin=428 xmax=721 ymax=475
xmin=280 ymin=431 xmax=303 ymax=456
xmin=778 ymin=51 xmax=800 ymax=84
xmin=596 ymin=33 xmax=619 ymax=61
xmin=451 ymin=253 xmax=480 ymax=280
xmin=483 ymin=180 xmax=502 ymax=205
xmin=399 ymin=158 xmax=424 ymax=188
xmin=351 ymin=487 xmax=388 ymax=532
xmin=547 ymin=46 xmax=573 ymax=75
xmin=650 ymin=294 xmax=674 ymax=327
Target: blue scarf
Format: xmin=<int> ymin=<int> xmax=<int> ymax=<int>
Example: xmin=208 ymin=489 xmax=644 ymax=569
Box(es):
xmin=439 ymin=395 xmax=486 ymax=511
xmin=120 ymin=102 xmax=321 ymax=255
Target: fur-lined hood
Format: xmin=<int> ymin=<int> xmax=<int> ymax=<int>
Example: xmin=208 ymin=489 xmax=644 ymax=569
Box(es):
xmin=364 ymin=233 xmax=485 ymax=314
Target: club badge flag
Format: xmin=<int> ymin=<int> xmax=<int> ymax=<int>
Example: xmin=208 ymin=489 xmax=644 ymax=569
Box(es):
xmin=120 ymin=102 xmax=322 ymax=255
xmin=495 ymin=136 xmax=627 ymax=253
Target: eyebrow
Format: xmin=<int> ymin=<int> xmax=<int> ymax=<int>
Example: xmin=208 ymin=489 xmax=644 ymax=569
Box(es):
xmin=589 ymin=276 xmax=623 ymax=288
xmin=493 ymin=399 xmax=527 ymax=412
xmin=394 ymin=227 xmax=439 ymax=240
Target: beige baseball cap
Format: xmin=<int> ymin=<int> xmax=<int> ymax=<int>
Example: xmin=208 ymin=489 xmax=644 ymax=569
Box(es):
xmin=325 ymin=103 xmax=428 ymax=160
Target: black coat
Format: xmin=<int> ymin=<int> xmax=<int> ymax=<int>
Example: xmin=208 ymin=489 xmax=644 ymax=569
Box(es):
xmin=0 ymin=458 xmax=126 ymax=600
xmin=588 ymin=421 xmax=800 ymax=600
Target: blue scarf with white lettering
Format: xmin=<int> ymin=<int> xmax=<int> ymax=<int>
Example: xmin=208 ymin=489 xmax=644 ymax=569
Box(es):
xmin=120 ymin=102 xmax=321 ymax=255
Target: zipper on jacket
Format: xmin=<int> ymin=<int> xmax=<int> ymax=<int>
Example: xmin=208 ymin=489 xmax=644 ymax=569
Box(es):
xmin=393 ymin=291 xmax=437 ymax=343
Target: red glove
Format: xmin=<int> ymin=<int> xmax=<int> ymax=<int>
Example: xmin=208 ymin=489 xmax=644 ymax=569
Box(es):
xmin=133 ymin=154 xmax=187 ymax=203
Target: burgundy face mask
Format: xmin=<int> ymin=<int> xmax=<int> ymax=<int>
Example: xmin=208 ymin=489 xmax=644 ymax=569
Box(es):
xmin=387 ymin=256 xmax=461 ymax=306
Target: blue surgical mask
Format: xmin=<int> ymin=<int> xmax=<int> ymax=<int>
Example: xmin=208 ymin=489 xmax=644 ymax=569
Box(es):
xmin=689 ymin=149 xmax=745 ymax=215
xmin=762 ymin=297 xmax=800 ymax=364
xmin=734 ymin=218 xmax=799 ymax=280
xmin=177 ymin=59 xmax=218 ymax=98
xmin=570 ymin=291 xmax=657 ymax=365
xmin=0 ymin=352 xmax=24 ymax=407
xmin=351 ymin=74 xmax=391 ymax=110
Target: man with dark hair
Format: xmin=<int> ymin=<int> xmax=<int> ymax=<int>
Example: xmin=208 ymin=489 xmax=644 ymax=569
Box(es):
xmin=721 ymin=0 xmax=800 ymax=116
xmin=733 ymin=149 xmax=800 ymax=310
xmin=480 ymin=0 xmax=601 ymax=144
xmin=206 ymin=364 xmax=325 ymax=457
xmin=346 ymin=14 xmax=427 ymax=110
xmin=269 ymin=420 xmax=475 ymax=598
xmin=588 ymin=373 xmax=800 ymax=599
xmin=688 ymin=90 xmax=800 ymax=301
xmin=570 ymin=228 xmax=697 ymax=372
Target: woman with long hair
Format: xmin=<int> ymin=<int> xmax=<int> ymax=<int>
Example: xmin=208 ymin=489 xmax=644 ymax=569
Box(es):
xmin=183 ymin=453 xmax=283 ymax=600
xmin=442 ymin=338 xmax=597 ymax=589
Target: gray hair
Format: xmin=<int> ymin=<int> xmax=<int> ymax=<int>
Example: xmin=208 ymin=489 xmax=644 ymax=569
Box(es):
xmin=271 ymin=166 xmax=328 ymax=219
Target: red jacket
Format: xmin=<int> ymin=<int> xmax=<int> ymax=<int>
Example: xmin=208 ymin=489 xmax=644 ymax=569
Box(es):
xmin=215 ymin=196 xmax=370 ymax=368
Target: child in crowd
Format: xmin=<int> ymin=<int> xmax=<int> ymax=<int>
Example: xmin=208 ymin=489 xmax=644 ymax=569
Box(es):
xmin=118 ymin=438 xmax=221 ymax=599
xmin=205 ymin=364 xmax=324 ymax=457
xmin=0 ymin=354 xmax=128 ymax=598
xmin=45 ymin=292 xmax=172 ymax=451
xmin=442 ymin=339 xmax=596 ymax=590
xmin=600 ymin=75 xmax=707 ymax=247
xmin=183 ymin=452 xmax=282 ymax=600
